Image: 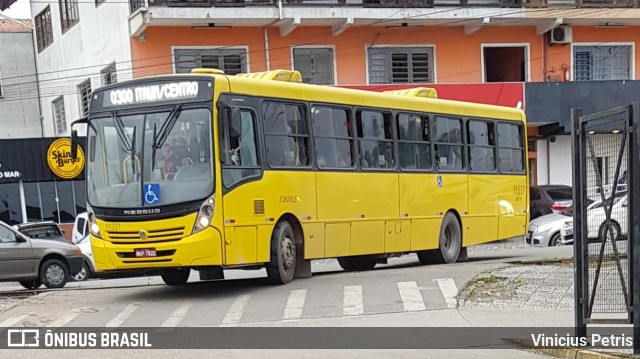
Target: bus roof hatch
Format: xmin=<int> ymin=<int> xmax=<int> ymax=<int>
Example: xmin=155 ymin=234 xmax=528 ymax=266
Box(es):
xmin=235 ymin=70 xmax=302 ymax=83
xmin=191 ymin=68 xmax=225 ymax=75
xmin=383 ymin=87 xmax=438 ymax=99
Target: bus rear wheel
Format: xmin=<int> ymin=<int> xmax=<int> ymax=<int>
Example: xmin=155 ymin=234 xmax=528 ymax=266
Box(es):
xmin=337 ymin=256 xmax=377 ymax=271
xmin=419 ymin=212 xmax=461 ymax=264
xmin=266 ymin=221 xmax=296 ymax=285
xmin=160 ymin=267 xmax=190 ymax=285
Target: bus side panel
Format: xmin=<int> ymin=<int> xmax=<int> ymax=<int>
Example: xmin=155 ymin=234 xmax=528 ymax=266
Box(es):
xmin=316 ymin=172 xmax=398 ymax=256
xmin=325 ymin=223 xmax=350 ymax=257
xmin=399 ymin=173 xmax=440 ymax=251
xmin=222 ymin=171 xmax=317 ymax=265
xmin=226 ymin=226 xmax=257 ymax=265
xmin=351 ymin=221 xmax=385 ymax=255
xmin=385 ymin=220 xmax=410 ymax=253
xmin=465 ymin=175 xmax=499 ymax=246
xmin=302 ymin=222 xmax=325 ymax=259
xmin=497 ymin=175 xmax=528 ymax=239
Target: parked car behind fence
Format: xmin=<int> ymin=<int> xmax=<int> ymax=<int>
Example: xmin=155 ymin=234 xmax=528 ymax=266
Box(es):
xmin=530 ymin=185 xmax=573 ymax=220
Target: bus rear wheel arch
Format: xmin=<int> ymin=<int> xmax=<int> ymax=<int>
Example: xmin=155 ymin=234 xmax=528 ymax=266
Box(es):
xmin=417 ymin=211 xmax=462 ymax=265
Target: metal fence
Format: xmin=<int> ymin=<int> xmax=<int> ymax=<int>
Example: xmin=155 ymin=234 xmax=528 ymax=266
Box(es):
xmin=572 ymin=103 xmax=640 ymax=352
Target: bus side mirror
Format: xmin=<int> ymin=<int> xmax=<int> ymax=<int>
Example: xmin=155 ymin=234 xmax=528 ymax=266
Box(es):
xmin=71 ymin=129 xmax=79 ymax=159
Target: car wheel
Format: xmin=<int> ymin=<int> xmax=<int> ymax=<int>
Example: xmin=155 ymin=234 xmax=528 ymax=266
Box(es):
xmin=160 ymin=267 xmax=190 ymax=285
xmin=72 ymin=262 xmax=91 ymax=282
xmin=19 ymin=280 xmax=42 ymax=290
xmin=549 ymin=233 xmax=563 ymax=246
xmin=599 ymin=222 xmax=621 ymax=242
xmin=266 ymin=221 xmax=297 ymax=285
xmin=40 ymin=259 xmax=69 ymax=289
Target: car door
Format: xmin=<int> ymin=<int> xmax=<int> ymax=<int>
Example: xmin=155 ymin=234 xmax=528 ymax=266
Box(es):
xmin=72 ymin=214 xmax=88 ymax=244
xmin=0 ymin=223 xmax=35 ymax=279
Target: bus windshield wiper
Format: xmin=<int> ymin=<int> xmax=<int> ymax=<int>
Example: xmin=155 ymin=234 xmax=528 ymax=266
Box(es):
xmin=112 ymin=113 xmax=132 ymax=153
xmin=151 ymin=105 xmax=182 ymax=171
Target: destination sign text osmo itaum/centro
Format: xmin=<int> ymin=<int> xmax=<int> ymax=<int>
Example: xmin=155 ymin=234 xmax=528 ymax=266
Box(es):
xmin=106 ymin=82 xmax=200 ymax=106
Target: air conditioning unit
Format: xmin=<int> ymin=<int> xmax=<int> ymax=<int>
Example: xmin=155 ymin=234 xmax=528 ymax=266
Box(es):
xmin=549 ymin=26 xmax=572 ymax=44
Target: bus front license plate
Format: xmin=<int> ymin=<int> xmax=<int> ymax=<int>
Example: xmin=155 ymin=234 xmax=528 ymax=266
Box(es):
xmin=135 ymin=248 xmax=157 ymax=257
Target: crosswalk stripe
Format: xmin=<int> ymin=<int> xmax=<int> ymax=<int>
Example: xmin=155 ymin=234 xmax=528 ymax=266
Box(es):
xmin=0 ymin=313 xmax=32 ymax=328
xmin=343 ymin=285 xmax=364 ymax=316
xmin=283 ymin=289 xmax=307 ymax=320
xmin=105 ymin=302 xmax=141 ymax=328
xmin=220 ymin=294 xmax=250 ymax=327
xmin=47 ymin=312 xmax=80 ymax=327
xmin=435 ymin=278 xmax=459 ymax=309
xmin=161 ymin=303 xmax=192 ymax=327
xmin=397 ymin=281 xmax=426 ymax=312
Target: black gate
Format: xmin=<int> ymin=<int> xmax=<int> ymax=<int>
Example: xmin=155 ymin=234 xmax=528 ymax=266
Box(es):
xmin=572 ymin=103 xmax=640 ymax=352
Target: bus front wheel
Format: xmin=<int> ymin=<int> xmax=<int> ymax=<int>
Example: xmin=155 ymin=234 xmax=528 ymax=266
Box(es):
xmin=266 ymin=221 xmax=296 ymax=285
xmin=160 ymin=267 xmax=190 ymax=285
xmin=418 ymin=212 xmax=461 ymax=265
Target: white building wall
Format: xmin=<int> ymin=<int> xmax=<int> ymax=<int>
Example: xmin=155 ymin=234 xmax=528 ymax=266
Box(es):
xmin=30 ymin=0 xmax=133 ymax=137
xmin=0 ymin=31 xmax=42 ymax=138
xmin=536 ymin=135 xmax=573 ymax=186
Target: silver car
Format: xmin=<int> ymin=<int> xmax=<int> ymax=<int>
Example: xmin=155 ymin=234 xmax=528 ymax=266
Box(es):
xmin=525 ymin=210 xmax=573 ymax=246
xmin=0 ymin=220 xmax=83 ymax=289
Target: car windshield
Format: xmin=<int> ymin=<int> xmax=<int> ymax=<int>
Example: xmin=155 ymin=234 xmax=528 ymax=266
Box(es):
xmin=19 ymin=225 xmax=63 ymax=239
xmin=86 ymin=107 xmax=214 ymax=208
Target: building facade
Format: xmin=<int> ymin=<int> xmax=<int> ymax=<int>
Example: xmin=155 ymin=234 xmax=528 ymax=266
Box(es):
xmin=25 ymin=0 xmax=640 ymax=191
xmin=0 ymin=18 xmax=42 ymax=138
xmin=29 ymin=0 xmax=134 ymax=137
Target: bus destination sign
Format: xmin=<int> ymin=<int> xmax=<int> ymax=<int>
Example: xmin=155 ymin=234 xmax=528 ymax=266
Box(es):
xmin=105 ymin=81 xmax=200 ymax=107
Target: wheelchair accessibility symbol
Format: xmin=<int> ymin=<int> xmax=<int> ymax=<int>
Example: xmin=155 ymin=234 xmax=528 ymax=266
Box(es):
xmin=144 ymin=184 xmax=160 ymax=205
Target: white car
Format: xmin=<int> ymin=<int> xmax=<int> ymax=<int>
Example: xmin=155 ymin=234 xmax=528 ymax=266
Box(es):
xmin=71 ymin=213 xmax=95 ymax=281
xmin=561 ymin=194 xmax=627 ymax=245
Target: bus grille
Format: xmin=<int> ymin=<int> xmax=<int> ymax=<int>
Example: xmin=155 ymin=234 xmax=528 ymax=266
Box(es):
xmin=106 ymin=227 xmax=186 ymax=244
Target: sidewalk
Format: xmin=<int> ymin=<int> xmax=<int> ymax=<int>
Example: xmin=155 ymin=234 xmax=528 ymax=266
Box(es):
xmin=456 ymin=252 xmax=634 ymax=358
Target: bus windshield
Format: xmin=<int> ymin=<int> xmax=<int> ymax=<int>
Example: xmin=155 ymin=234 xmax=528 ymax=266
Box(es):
xmin=87 ymin=107 xmax=213 ymax=208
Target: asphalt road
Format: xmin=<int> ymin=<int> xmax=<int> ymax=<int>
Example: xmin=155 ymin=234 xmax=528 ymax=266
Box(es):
xmin=0 ymin=239 xmax=573 ymax=358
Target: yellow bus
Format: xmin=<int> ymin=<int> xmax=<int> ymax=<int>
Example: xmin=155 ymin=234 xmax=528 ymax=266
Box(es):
xmin=70 ymin=69 xmax=528 ymax=286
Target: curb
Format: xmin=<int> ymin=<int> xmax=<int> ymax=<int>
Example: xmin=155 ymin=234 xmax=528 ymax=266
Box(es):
xmin=507 ymin=257 xmax=574 ymax=265
xmin=507 ymin=339 xmax=632 ymax=359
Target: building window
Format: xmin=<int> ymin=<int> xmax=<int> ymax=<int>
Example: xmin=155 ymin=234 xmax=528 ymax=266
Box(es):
xmin=368 ymin=47 xmax=434 ymax=84
xmin=59 ymin=0 xmax=79 ymax=33
xmin=574 ymin=45 xmax=632 ymax=81
xmin=356 ymin=109 xmax=395 ymax=169
xmin=174 ymin=48 xmax=247 ymax=75
xmin=262 ymin=101 xmax=310 ymax=168
xmin=52 ymin=96 xmax=67 ymax=134
xmin=35 ymin=6 xmax=53 ymax=52
xmin=293 ymin=48 xmax=335 ymax=85
xmin=78 ymin=79 xmax=92 ymax=117
xmin=101 ymin=63 xmax=117 ymax=85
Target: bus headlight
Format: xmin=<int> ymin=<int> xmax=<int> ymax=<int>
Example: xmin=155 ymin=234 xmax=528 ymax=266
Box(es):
xmin=193 ymin=195 xmax=215 ymax=233
xmin=88 ymin=209 xmax=102 ymax=239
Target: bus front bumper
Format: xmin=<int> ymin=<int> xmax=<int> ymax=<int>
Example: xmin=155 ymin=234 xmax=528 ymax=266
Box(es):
xmin=91 ymin=226 xmax=223 ymax=271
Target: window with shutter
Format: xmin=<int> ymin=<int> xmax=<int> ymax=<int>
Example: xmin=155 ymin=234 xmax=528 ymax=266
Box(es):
xmin=101 ymin=63 xmax=117 ymax=85
xmin=368 ymin=47 xmax=433 ymax=84
xmin=35 ymin=7 xmax=53 ymax=53
xmin=573 ymin=45 xmax=631 ymax=81
xmin=174 ymin=49 xmax=247 ymax=75
xmin=78 ymin=80 xmax=92 ymax=117
xmin=52 ymin=97 xmax=67 ymax=135
xmin=292 ymin=48 xmax=335 ymax=85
